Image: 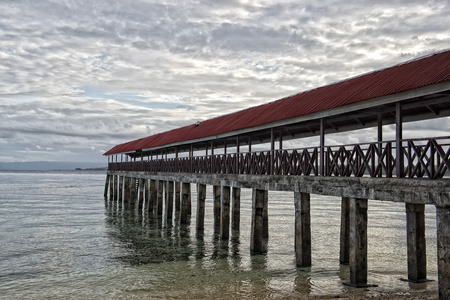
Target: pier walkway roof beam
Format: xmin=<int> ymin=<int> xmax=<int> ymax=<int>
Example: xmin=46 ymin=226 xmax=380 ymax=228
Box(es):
xmin=104 ymin=49 xmax=450 ymax=158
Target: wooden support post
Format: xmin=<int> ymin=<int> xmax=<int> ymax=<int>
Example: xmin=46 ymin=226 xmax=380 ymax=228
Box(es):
xmin=104 ymin=174 xmax=110 ymax=197
xmin=270 ymin=128 xmax=274 ymax=175
xmin=320 ymin=118 xmax=325 ymax=176
xmin=340 ymin=197 xmax=350 ymax=264
xmin=405 ymin=203 xmax=427 ymax=282
xmin=436 ymin=206 xmax=450 ymax=299
xmin=149 ymin=179 xmax=156 ymax=213
xmin=348 ymin=198 xmax=369 ymax=287
xmin=180 ymin=182 xmax=191 ymax=224
xmin=196 ymin=183 xmax=206 ymax=231
xmin=175 ymin=181 xmax=181 ymax=212
xmin=157 ymin=180 xmax=164 ymax=215
xmin=294 ymin=191 xmax=311 ymax=267
xmin=166 ymin=181 xmax=174 ymax=221
xmin=220 ymin=185 xmax=231 ymax=240
xmin=231 ymin=187 xmax=241 ymax=231
xmin=396 ymin=102 xmax=404 ymax=178
xmin=213 ymin=185 xmax=221 ymax=228
xmin=251 ymin=188 xmax=267 ymax=254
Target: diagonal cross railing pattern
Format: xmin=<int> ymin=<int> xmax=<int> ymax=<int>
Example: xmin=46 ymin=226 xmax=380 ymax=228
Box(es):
xmin=109 ymin=137 xmax=450 ymax=179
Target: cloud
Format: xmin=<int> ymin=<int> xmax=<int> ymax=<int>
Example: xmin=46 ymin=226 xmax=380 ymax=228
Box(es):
xmin=0 ymin=0 xmax=449 ymax=163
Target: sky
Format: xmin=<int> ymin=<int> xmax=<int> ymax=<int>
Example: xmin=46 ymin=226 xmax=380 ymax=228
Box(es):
xmin=1 ymin=0 xmax=449 ymax=164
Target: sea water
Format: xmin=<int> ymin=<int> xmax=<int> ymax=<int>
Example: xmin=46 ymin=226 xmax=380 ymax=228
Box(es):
xmin=0 ymin=171 xmax=438 ymax=299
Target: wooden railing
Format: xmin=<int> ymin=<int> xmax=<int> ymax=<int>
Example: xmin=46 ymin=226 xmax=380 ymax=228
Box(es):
xmin=109 ymin=137 xmax=450 ymax=179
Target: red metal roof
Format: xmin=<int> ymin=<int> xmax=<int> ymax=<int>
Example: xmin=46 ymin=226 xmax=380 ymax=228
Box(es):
xmin=104 ymin=49 xmax=450 ymax=155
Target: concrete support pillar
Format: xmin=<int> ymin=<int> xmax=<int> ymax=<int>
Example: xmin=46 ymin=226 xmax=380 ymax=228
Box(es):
xmin=166 ymin=181 xmax=174 ymax=221
xmin=157 ymin=180 xmax=164 ymax=216
xmin=104 ymin=174 xmax=110 ymax=197
xmin=213 ymin=185 xmax=221 ymax=228
xmin=118 ymin=176 xmax=123 ymax=203
xmin=109 ymin=174 xmax=114 ymax=200
xmin=406 ymin=203 xmax=427 ymax=282
xmin=130 ymin=177 xmax=137 ymax=207
xmin=349 ymin=198 xmax=368 ymax=287
xmin=340 ymin=197 xmax=350 ymax=264
xmin=196 ymin=183 xmax=206 ymax=231
xmin=220 ymin=185 xmax=231 ymax=240
xmin=251 ymin=188 xmax=268 ymax=254
xmin=263 ymin=190 xmax=269 ymax=239
xmin=175 ymin=182 xmax=181 ymax=212
xmin=149 ymin=179 xmax=156 ymax=213
xmin=436 ymin=206 xmax=450 ymax=299
xmin=138 ymin=178 xmax=144 ymax=211
xmin=294 ymin=191 xmax=311 ymax=267
xmin=180 ymin=182 xmax=191 ymax=224
xmin=232 ymin=187 xmax=241 ymax=231
xmin=124 ymin=176 xmax=130 ymax=203
xmin=144 ymin=178 xmax=149 ymax=208
xmin=113 ymin=175 xmax=118 ymax=201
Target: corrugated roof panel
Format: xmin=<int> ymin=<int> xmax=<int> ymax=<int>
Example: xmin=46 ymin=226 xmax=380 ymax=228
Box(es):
xmin=104 ymin=49 xmax=450 ymax=155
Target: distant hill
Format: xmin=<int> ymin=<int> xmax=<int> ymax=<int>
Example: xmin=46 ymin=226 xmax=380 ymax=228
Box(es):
xmin=0 ymin=161 xmax=107 ymax=171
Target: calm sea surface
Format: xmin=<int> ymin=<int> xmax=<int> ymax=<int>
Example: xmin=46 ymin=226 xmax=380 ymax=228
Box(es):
xmin=0 ymin=171 xmax=438 ymax=299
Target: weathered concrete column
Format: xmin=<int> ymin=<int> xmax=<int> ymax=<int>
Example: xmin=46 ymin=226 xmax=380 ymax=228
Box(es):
xmin=144 ymin=178 xmax=149 ymax=208
xmin=175 ymin=181 xmax=181 ymax=212
xmin=251 ymin=188 xmax=268 ymax=254
xmin=149 ymin=179 xmax=156 ymax=213
xmin=196 ymin=183 xmax=206 ymax=231
xmin=263 ymin=189 xmax=269 ymax=239
xmin=294 ymin=191 xmax=311 ymax=267
xmin=124 ymin=176 xmax=130 ymax=203
xmin=165 ymin=181 xmax=174 ymax=221
xmin=213 ymin=185 xmax=221 ymax=228
xmin=157 ymin=180 xmax=164 ymax=216
xmin=340 ymin=197 xmax=350 ymax=264
xmin=118 ymin=176 xmax=124 ymax=203
xmin=231 ymin=187 xmax=241 ymax=231
xmin=104 ymin=174 xmax=110 ymax=197
xmin=130 ymin=177 xmax=137 ymax=207
xmin=138 ymin=178 xmax=144 ymax=211
xmin=349 ymin=198 xmax=368 ymax=287
xmin=436 ymin=206 xmax=450 ymax=299
xmin=114 ymin=175 xmax=119 ymax=201
xmin=180 ymin=182 xmax=191 ymax=224
xmin=109 ymin=174 xmax=114 ymax=200
xmin=405 ymin=203 xmax=427 ymax=282
xmin=220 ymin=185 xmax=231 ymax=240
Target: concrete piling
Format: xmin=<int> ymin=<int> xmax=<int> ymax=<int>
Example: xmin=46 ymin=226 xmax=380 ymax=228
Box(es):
xmin=294 ymin=191 xmax=311 ymax=267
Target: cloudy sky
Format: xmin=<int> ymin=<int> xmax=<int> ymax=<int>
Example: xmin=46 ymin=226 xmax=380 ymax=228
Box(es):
xmin=1 ymin=0 xmax=449 ymax=164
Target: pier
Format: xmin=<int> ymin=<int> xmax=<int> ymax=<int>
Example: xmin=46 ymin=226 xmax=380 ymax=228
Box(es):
xmin=104 ymin=50 xmax=450 ymax=298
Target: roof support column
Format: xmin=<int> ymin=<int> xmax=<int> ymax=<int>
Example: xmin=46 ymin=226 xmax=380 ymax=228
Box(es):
xmin=236 ymin=136 xmax=240 ymax=174
xmin=320 ymin=118 xmax=325 ymax=176
xmin=270 ymin=128 xmax=275 ymax=175
xmin=396 ymin=102 xmax=404 ymax=178
xmin=378 ymin=112 xmax=383 ymax=177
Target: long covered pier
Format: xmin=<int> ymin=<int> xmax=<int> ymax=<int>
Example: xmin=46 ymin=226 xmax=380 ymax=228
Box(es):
xmin=104 ymin=50 xmax=450 ymax=298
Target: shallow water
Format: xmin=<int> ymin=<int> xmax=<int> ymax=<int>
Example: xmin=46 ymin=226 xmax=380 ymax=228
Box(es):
xmin=0 ymin=171 xmax=438 ymax=299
